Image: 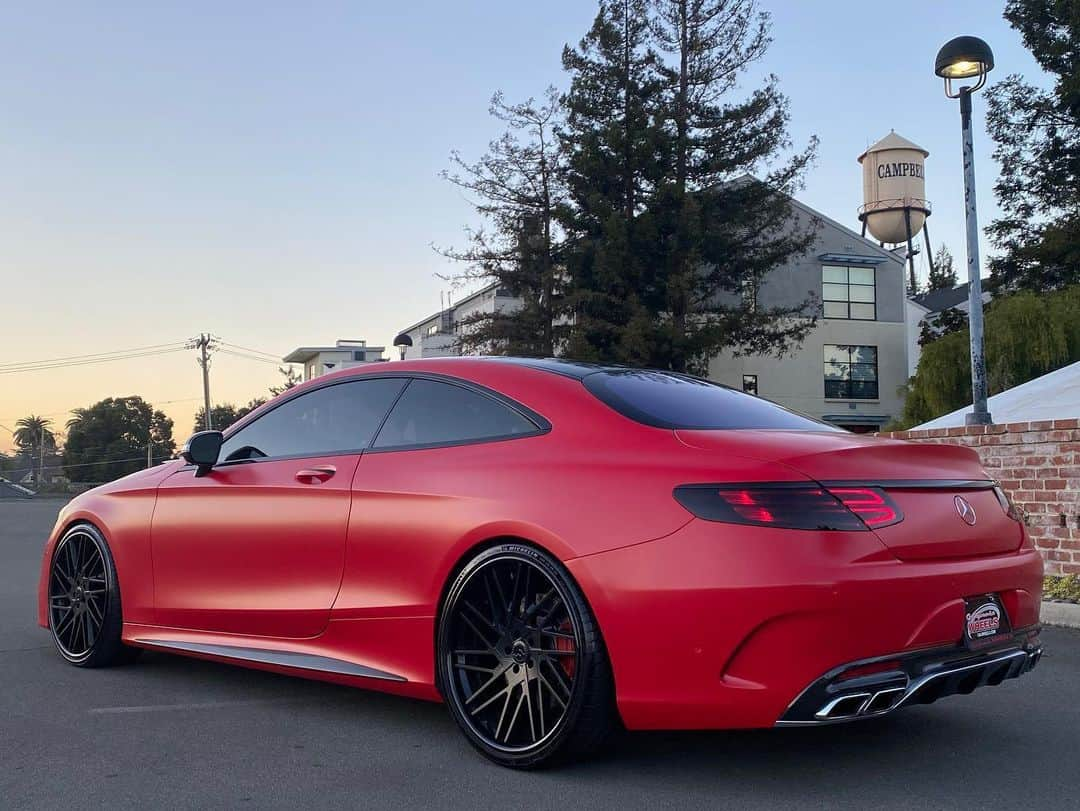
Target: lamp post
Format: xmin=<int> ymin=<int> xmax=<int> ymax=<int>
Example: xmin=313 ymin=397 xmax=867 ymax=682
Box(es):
xmin=935 ymin=35 xmax=995 ymax=426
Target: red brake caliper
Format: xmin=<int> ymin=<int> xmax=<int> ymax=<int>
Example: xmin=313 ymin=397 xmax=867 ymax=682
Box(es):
xmin=556 ymin=619 xmax=576 ymax=678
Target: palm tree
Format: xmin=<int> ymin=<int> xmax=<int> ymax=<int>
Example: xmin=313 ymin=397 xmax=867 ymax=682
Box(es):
xmin=66 ymin=408 xmax=88 ymax=431
xmin=14 ymin=415 xmax=55 ymax=452
xmin=14 ymin=415 xmax=56 ymax=483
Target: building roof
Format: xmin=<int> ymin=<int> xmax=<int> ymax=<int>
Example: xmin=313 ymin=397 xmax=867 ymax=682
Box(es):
xmin=784 ymin=196 xmax=907 ymax=267
xmin=913 ymin=361 xmax=1080 ymax=429
xmin=913 ymin=283 xmax=971 ymax=314
xmin=283 ymin=344 xmax=385 ymax=364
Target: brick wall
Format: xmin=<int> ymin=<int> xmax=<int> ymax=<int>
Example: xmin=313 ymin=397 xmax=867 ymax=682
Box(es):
xmin=877 ymin=420 xmax=1080 ymax=576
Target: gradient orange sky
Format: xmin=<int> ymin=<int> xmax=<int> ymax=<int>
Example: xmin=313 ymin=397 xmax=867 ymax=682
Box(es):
xmin=1 ymin=1 xmax=1040 ymax=456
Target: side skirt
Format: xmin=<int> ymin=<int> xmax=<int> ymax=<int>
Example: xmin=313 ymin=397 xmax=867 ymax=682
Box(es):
xmin=132 ymin=638 xmax=407 ymax=682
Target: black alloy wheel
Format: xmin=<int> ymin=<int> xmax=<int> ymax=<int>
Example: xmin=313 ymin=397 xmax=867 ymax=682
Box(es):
xmin=48 ymin=523 xmax=136 ymax=667
xmin=438 ymin=544 xmax=615 ymax=768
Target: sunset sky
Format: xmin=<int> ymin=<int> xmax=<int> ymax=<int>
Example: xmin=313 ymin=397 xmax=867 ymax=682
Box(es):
xmin=1 ymin=1 xmax=1044 ymax=454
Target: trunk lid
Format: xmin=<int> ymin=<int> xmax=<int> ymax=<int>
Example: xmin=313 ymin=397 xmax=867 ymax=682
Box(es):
xmin=675 ymin=430 xmax=1023 ymax=559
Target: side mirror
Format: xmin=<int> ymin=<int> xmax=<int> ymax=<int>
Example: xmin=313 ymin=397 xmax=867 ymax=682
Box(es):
xmin=180 ymin=431 xmax=223 ymax=476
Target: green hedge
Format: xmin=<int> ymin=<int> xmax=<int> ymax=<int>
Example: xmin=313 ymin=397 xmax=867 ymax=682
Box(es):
xmin=1044 ymin=575 xmax=1080 ymax=603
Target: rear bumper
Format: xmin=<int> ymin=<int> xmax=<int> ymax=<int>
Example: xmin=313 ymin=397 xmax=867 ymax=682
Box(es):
xmin=777 ymin=627 xmax=1042 ymax=725
xmin=566 ymin=518 xmax=1044 ymax=731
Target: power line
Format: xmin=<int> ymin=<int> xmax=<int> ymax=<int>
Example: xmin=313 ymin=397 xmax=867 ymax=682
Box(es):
xmin=0 ymin=341 xmax=188 ymax=371
xmin=38 ymin=455 xmax=174 ymax=470
xmin=218 ymin=341 xmax=281 ymax=360
xmin=0 ymin=347 xmax=188 ymax=375
xmin=217 ymin=349 xmax=282 ymax=365
xmin=0 ymin=397 xmax=204 ymax=424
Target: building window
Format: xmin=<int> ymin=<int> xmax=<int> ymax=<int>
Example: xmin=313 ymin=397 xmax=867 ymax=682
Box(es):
xmin=742 ymin=374 xmax=758 ymax=396
xmin=353 ymin=351 xmax=365 ymax=361
xmin=823 ymin=265 xmax=876 ymax=320
xmin=424 ymin=323 xmax=439 ymax=337
xmin=824 ymin=345 xmax=878 ymax=399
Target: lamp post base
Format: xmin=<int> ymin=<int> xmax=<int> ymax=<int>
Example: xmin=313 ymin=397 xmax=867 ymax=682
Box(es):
xmin=964 ymin=411 xmax=993 ymax=426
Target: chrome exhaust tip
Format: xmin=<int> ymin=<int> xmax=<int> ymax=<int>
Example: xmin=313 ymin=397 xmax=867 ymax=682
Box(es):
xmin=815 ymin=686 xmax=906 ymax=720
xmin=863 ymin=687 xmax=907 ymax=714
xmin=815 ymin=693 xmax=872 ymax=720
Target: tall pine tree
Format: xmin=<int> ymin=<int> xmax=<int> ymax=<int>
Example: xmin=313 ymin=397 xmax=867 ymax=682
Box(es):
xmin=648 ymin=0 xmax=819 ymax=373
xmin=560 ymin=0 xmax=668 ymax=363
xmin=561 ymin=0 xmax=819 ymax=373
xmin=928 ymin=244 xmax=959 ymax=291
xmin=439 ymin=89 xmax=568 ymax=356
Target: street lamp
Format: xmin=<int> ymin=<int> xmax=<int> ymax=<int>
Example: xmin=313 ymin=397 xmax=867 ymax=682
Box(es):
xmin=936 ymin=35 xmax=994 ymax=425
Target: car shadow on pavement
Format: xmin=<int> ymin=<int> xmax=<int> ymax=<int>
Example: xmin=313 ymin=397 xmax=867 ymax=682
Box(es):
xmin=127 ymin=648 xmax=988 ymax=775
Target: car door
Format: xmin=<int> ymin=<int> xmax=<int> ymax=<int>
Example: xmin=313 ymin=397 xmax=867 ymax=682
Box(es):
xmin=151 ymin=377 xmax=407 ymax=638
xmin=335 ymin=377 xmax=546 ymax=616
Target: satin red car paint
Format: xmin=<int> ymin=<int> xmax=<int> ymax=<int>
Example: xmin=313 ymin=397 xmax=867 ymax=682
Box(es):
xmin=37 ymin=357 xmax=1042 ymax=728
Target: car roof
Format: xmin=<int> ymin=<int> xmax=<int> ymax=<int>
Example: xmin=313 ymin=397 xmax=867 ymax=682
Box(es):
xmin=309 ymin=356 xmax=631 ymax=384
xmin=476 ymin=357 xmax=627 ymax=379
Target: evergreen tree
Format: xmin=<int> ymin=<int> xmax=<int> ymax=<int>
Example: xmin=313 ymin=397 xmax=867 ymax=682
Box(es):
xmin=928 ymin=244 xmax=959 ymax=291
xmin=986 ymin=0 xmax=1080 ymax=292
xmin=560 ymin=0 xmax=818 ymax=372
xmin=560 ymin=0 xmax=667 ymax=364
xmin=439 ymin=89 xmax=568 ymax=357
xmin=647 ymin=0 xmax=819 ymax=372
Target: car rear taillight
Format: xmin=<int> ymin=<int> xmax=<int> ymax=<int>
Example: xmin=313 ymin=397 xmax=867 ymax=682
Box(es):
xmin=673 ymin=483 xmax=903 ymax=531
xmin=827 ymin=487 xmax=902 ymax=528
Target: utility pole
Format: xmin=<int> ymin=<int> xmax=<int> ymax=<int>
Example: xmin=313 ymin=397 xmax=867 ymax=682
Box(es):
xmin=39 ymin=427 xmax=45 ymax=483
xmin=188 ymin=333 xmax=218 ymax=430
xmin=147 ymin=442 xmax=153 ymax=469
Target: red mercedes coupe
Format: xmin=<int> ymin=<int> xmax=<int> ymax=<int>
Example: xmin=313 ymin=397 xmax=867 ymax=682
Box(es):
xmin=38 ymin=358 xmax=1043 ymax=767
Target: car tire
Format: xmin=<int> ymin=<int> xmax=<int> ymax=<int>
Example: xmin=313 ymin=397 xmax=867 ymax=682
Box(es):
xmin=47 ymin=523 xmax=140 ymax=667
xmin=437 ymin=543 xmax=616 ymax=768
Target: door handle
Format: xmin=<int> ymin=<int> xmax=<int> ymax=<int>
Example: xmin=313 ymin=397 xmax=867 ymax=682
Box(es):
xmin=294 ymin=465 xmax=336 ymax=484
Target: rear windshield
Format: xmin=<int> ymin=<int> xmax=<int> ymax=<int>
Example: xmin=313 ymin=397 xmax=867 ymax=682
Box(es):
xmin=582 ymin=370 xmax=840 ymax=431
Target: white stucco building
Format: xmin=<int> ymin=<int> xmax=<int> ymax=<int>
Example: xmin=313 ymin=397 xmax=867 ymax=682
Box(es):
xmin=282 ymin=339 xmax=387 ymax=381
xmin=393 ymin=284 xmax=522 ymax=360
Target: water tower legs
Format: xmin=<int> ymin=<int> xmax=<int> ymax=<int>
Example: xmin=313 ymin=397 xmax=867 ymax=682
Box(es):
xmin=922 ymin=221 xmax=936 ymax=279
xmin=903 ymin=208 xmax=917 ymax=294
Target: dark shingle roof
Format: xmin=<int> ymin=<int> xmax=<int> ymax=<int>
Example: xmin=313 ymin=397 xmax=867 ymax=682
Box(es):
xmin=914 ymin=283 xmax=970 ymax=314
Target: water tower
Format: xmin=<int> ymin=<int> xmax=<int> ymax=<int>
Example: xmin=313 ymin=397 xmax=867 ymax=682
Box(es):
xmin=857 ymin=131 xmax=935 ymax=293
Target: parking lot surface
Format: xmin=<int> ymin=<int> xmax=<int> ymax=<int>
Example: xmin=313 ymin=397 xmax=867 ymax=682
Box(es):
xmin=3 ymin=498 xmax=1079 ymax=809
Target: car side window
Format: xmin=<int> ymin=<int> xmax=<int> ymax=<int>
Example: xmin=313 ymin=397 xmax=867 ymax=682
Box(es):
xmin=219 ymin=378 xmax=406 ymax=462
xmin=372 ymin=379 xmax=537 ymax=450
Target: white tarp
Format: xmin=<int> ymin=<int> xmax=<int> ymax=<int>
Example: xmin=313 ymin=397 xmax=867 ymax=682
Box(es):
xmin=914 ymin=361 xmax=1080 ymax=429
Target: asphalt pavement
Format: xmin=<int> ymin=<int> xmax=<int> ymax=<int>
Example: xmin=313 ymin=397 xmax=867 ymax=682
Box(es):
xmin=3 ymin=498 xmax=1079 ymax=810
